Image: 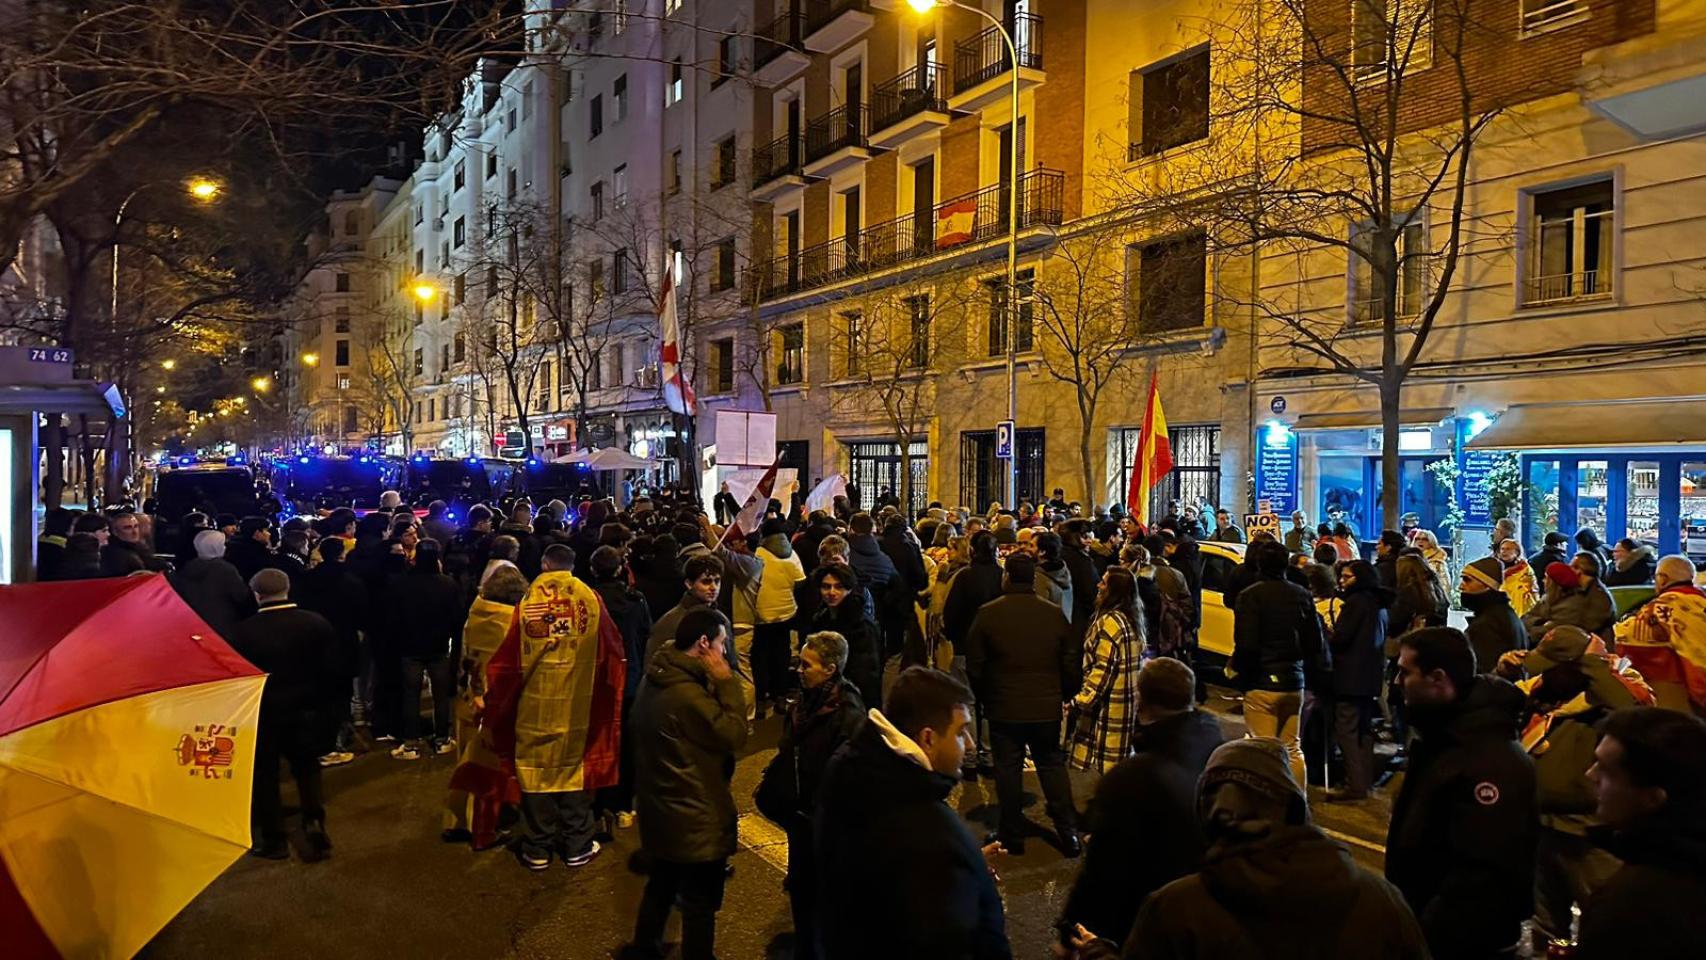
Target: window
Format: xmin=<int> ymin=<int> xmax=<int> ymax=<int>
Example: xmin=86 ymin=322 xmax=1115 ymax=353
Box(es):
xmin=587 ymin=349 xmax=603 ymax=390
xmin=590 ymin=181 xmax=605 ymax=221
xmin=588 ymin=259 xmax=605 ymax=300
xmin=415 ymin=249 xmax=424 ymax=274
xmin=613 ymin=164 xmax=628 ymax=206
xmin=1130 ymin=231 xmax=1208 ymax=333
xmin=666 ymin=0 xmax=682 ymax=14
xmin=453 ymin=332 xmax=465 ymax=363
xmin=614 ymin=75 xmax=628 ymax=120
xmin=906 ymin=294 xmax=931 ymax=368
xmin=486 ymin=264 xmax=500 ymax=299
xmin=343 ymin=210 xmax=360 ymax=236
xmin=590 ymin=95 xmax=603 ymax=138
xmin=777 ymin=323 xmax=804 ymax=385
xmin=439 ymin=241 xmax=450 ymax=269
xmin=334 ymin=307 xmax=350 ymax=333
xmin=613 ymin=0 xmax=628 ymax=33
xmin=667 ymin=60 xmax=684 ymax=106
xmin=1112 ymin=424 xmax=1221 ymax=517
xmin=713 ymin=136 xmax=736 ymax=189
xmin=486 ymin=152 xmax=498 ymax=180
xmin=1132 ymin=48 xmax=1209 ymax=159
xmin=668 ymin=149 xmax=682 ymax=195
xmin=843 ymin=311 xmax=864 ymax=377
xmin=711 ymin=337 xmax=735 ymax=393
xmin=1528 ymin=179 xmax=1614 ymax=304
xmin=334 ymin=272 xmax=351 ymax=293
xmin=453 ymin=272 xmax=466 ymax=305
xmin=985 ymin=269 xmax=1035 ymax=356
xmin=343 ymin=406 xmax=359 ymax=434
xmin=440 ymin=343 xmax=450 ymax=374
xmin=712 ymin=237 xmax=737 ymax=292
xmin=716 ymin=36 xmax=737 ymax=84
xmin=414 ymin=204 xmax=424 ymax=226
xmin=506 ymin=107 xmax=517 ymax=134
xmin=1351 ymin=219 xmax=1424 ymax=323
xmin=610 ymin=342 xmax=626 ymax=386
xmin=1521 ymin=0 xmax=1587 ymax=33
xmin=612 ymin=248 xmax=629 ymax=295
xmin=452 ymin=216 xmax=466 ymax=248
xmin=1351 ymin=0 xmax=1432 ymax=82
xmin=427 ymin=398 xmax=435 ymax=422
xmin=507 ymin=168 xmax=518 ymax=201
xmin=522 ymin=80 xmax=533 ymax=120
xmin=539 ymin=360 xmax=553 ymax=410
xmin=335 ymin=339 xmax=350 ymax=367
xmin=454 ymin=159 xmax=466 ymax=191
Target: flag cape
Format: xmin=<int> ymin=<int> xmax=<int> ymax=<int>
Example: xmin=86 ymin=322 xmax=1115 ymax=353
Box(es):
xmin=1126 ymin=373 xmax=1174 ymax=524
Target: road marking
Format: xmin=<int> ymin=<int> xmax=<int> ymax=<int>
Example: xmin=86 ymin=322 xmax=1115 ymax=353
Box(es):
xmin=1321 ymin=826 xmax=1386 ymax=855
xmin=737 ymin=812 xmax=790 ymax=873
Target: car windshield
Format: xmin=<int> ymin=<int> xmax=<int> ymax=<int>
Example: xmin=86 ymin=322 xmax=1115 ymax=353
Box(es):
xmin=156 ymin=470 xmax=256 ymax=519
xmin=409 ymin=461 xmax=492 ymax=501
xmin=284 ymin=459 xmax=388 ymax=502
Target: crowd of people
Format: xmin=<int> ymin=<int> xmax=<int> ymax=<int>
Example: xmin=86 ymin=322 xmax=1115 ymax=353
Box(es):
xmin=30 ymin=485 xmax=1706 ymax=959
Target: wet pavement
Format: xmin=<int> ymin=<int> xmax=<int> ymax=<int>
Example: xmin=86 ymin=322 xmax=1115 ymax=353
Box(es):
xmin=143 ymin=688 xmax=1391 ymax=959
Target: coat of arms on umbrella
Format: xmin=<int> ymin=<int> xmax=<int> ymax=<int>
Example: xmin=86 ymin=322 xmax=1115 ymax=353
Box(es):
xmin=175 ymin=724 xmax=239 ymax=779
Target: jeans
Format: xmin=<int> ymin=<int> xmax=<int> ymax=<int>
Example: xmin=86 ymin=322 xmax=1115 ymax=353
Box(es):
xmin=1244 ymin=688 xmax=1306 ymax=787
xmin=1334 ymin=697 xmax=1377 ymax=796
xmin=400 ymin=655 xmax=453 ymax=744
xmin=252 ymin=709 xmax=326 ymax=847
xmin=631 ymin=857 xmax=730 ymax=960
xmin=519 ymin=790 xmax=595 ymax=860
xmin=988 ymin=719 xmax=1079 ymax=839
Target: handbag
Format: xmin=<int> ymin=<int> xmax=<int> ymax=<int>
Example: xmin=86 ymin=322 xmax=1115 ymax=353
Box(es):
xmin=753 ymin=747 xmax=798 ymax=825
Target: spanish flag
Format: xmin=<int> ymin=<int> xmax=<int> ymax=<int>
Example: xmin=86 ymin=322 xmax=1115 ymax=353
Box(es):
xmin=1126 ymin=373 xmax=1174 ymax=525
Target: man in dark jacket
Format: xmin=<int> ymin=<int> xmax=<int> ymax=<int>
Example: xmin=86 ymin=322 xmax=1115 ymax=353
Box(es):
xmin=35 ymin=507 xmax=74 ymax=580
xmin=590 ymin=545 xmax=653 ymax=820
xmin=1460 ymin=556 xmax=1528 ymax=668
xmin=1375 ymin=529 xmax=1405 ymax=589
xmin=1576 ymin=707 xmax=1706 ymax=960
xmin=224 ymin=516 xmax=276 ymax=583
xmin=816 ymin=667 xmax=1010 ymax=959
xmin=1057 ymin=519 xmax=1099 ymax=641
xmin=103 ymin=510 xmax=168 ymax=575
xmin=846 ymin=512 xmax=900 ymax=653
xmin=880 ymin=513 xmax=929 ymax=663
xmin=1078 ymin=738 xmax=1428 ymax=959
xmin=943 ymin=531 xmax=1005 ymax=649
xmin=1231 ymin=540 xmax=1328 ymax=788
xmin=1057 ymin=658 xmax=1226 ymax=949
xmin=625 ymin=608 xmax=747 ymax=960
xmin=1529 ymin=531 xmax=1571 ymax=577
xmin=963 ymin=553 xmax=1081 ymax=855
xmin=420 ymin=499 xmax=457 ymax=547
xmin=294 ymin=537 xmax=367 ymax=762
xmin=169 ymin=529 xmax=257 ymax=642
xmin=1327 ymin=560 xmax=1393 ymax=801
xmin=1387 ymin=626 xmax=1537 ymax=958
xmin=231 ymin=568 xmax=341 ymax=861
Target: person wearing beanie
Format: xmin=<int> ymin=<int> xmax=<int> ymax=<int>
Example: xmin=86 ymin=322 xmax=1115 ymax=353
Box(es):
xmin=963 ymin=550 xmax=1083 ymax=856
xmin=1496 ymin=538 xmax=1540 ymax=617
xmin=1459 ymin=555 xmax=1528 ymax=670
xmin=1070 ymin=737 xmax=1427 ymax=959
xmin=1524 ymin=558 xmax=1616 ymax=646
xmin=1388 ymin=627 xmax=1537 ymax=959
xmin=1529 ymin=531 xmax=1572 ymax=574
xmin=167 ymin=527 xmax=256 ymax=642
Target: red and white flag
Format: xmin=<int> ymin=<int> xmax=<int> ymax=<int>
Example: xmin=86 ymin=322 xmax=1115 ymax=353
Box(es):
xmin=936 ymin=197 xmax=977 ymax=249
xmin=659 ymin=260 xmax=696 ymax=416
xmin=720 ymin=458 xmax=781 ymax=546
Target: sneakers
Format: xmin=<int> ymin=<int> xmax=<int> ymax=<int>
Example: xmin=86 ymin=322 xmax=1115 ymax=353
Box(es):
xmin=434 ymin=738 xmax=457 ymax=756
xmin=390 ymin=743 xmax=422 ymax=761
xmin=318 ymin=751 xmax=356 ymax=768
xmin=517 ymin=848 xmax=552 ymax=872
xmin=563 ymin=840 xmax=602 ymax=868
xmin=374 ymin=734 xmax=398 ymax=745
xmin=615 ymin=811 xmax=636 ymax=829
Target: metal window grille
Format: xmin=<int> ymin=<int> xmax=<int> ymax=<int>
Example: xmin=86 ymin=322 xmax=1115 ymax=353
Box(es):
xmin=846 ymin=440 xmax=930 ymax=516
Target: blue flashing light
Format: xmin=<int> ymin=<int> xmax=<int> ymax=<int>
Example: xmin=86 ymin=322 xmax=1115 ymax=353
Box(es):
xmin=526 ymin=457 xmax=542 ymax=468
xmin=177 ymin=455 xmax=195 ymax=466
xmin=298 ymin=456 xmax=311 ymax=465
xmin=358 ymin=455 xmax=371 ymax=464
xmin=465 ymin=456 xmax=480 ymax=465
xmin=412 ymin=454 xmax=429 ymax=464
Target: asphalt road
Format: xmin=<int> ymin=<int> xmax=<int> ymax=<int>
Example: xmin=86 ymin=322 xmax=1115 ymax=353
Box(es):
xmin=142 ymin=688 xmax=1390 ymax=960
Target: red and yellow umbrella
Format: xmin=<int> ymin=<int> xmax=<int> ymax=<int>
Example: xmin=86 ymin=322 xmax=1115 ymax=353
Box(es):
xmin=0 ymin=575 xmax=264 ymax=959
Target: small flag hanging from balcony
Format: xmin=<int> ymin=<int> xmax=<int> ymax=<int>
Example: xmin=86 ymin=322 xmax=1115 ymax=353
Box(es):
xmin=936 ymin=197 xmax=976 ymax=249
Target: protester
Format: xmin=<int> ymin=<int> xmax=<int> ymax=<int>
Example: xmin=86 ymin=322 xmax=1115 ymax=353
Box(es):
xmin=1066 ymin=566 xmax=1145 ymax=774
xmin=1327 ymin=559 xmax=1392 ymax=802
xmin=1058 ymin=520 xmax=1101 ymax=641
xmin=1074 ymin=738 xmax=1428 ymax=959
xmin=294 ymin=537 xmax=366 ymax=765
xmin=231 ymin=569 xmax=340 ymax=861
xmin=384 ymin=540 xmax=464 ymax=760
xmin=103 ymin=510 xmax=166 ymax=575
xmin=1034 ymin=530 xmax=1073 ymax=620
xmin=1460 ymin=556 xmax=1529 ymax=671
xmin=443 ymin=566 xmax=527 ymax=850
xmin=1498 ymin=538 xmax=1540 ymax=617
xmin=1575 ymin=707 xmax=1706 ymax=959
xmin=809 ymin=562 xmax=882 ymax=710
xmin=1412 ymin=529 xmax=1451 ymax=585
xmin=625 ymin=609 xmax=747 ymax=960
xmin=1390 ymin=553 xmax=1450 ymax=640
xmin=1230 ymin=540 xmax=1328 ymax=787
xmin=1208 ymin=508 xmax=1245 ymax=544
xmin=1387 ymin=627 xmax=1537 ymax=958
xmin=1524 ymin=561 xmax=1615 ymax=644
xmin=1284 ymin=509 xmax=1316 ymax=555
xmin=964 ymin=553 xmax=1081 ymax=855
xmin=168 ymin=529 xmax=256 ymax=642
xmin=1603 ymin=537 xmax=1657 ymax=586
xmin=1055 ymin=658 xmax=1225 ymax=953
xmin=1530 ymin=531 xmax=1572 ymax=573
xmin=60 ymin=529 xmax=106 ymax=580
xmin=880 ymin=512 xmax=930 ymax=666
xmin=590 ymin=544 xmax=653 ymax=830
xmin=1375 ymin=529 xmax=1405 ymax=589
xmin=757 ymin=630 xmax=866 ymax=960
xmin=35 ymin=507 xmax=74 ymax=580
xmin=752 ymin=530 xmax=807 ymax=715
xmin=421 ymin=500 xmax=457 ymax=547
xmin=815 ymin=667 xmax=1008 ymax=958
xmin=1613 ymin=554 xmax=1706 ymax=714
xmin=1575 ymin=528 xmax=1613 ymax=572
xmin=647 ymin=553 xmax=730 ymax=663
xmin=1140 ymin=535 xmax=1193 ymax=661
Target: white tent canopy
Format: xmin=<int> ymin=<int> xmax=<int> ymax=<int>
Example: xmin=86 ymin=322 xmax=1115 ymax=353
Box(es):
xmin=552 ymin=447 xmax=658 ymax=471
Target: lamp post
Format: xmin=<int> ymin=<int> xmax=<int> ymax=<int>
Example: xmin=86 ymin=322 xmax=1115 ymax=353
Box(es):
xmin=909 ymin=0 xmax=1023 ymax=508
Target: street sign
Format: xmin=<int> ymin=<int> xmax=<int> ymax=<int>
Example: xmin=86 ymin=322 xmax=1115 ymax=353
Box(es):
xmin=1269 ymin=396 xmax=1287 ymax=415
xmin=1256 ymin=499 xmax=1272 ymax=515
xmin=995 ymin=419 xmax=1015 ymax=460
xmin=1246 ymin=512 xmax=1281 ymax=540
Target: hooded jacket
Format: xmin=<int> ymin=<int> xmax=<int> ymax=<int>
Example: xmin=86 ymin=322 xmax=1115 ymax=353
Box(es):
xmin=1603 ymin=543 xmax=1658 ymax=587
xmin=1462 ymin=588 xmax=1528 ymax=671
xmin=1035 ymin=558 xmax=1074 ymax=623
xmin=169 ymin=555 xmax=257 ymax=642
xmin=815 ymin=714 xmax=1011 ymax=959
xmin=1577 ymin=813 xmax=1706 ymax=960
xmin=631 ymin=645 xmax=748 ymax=863
xmin=1122 ymin=826 xmax=1429 ymax=960
xmin=1386 ymin=676 xmax=1537 ymax=958
xmin=755 ymin=535 xmax=806 ymax=624
xmin=1523 ymin=579 xmax=1616 ymax=643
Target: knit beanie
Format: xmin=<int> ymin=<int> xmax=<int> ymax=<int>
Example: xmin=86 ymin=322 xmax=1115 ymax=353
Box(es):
xmin=193 ymin=529 xmax=227 ymax=560
xmin=1197 ymin=738 xmax=1306 ymax=819
xmin=1545 ymin=562 xmax=1581 ymax=590
xmin=1463 ymin=556 xmax=1503 ymax=591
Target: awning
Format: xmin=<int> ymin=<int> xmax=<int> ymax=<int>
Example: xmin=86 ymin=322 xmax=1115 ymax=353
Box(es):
xmin=1467 ymin=397 xmax=1706 ymax=450
xmin=1292 ymin=407 xmax=1453 ymax=431
xmin=0 ymin=383 xmax=124 ymax=417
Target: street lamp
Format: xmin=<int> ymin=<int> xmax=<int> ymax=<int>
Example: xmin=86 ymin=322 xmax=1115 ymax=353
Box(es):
xmin=411 ymin=280 xmax=439 ymax=303
xmin=301 ymin=352 xmax=320 ymax=367
xmin=910 ymin=0 xmax=1023 ymax=509
xmin=160 ymin=358 xmax=176 ymax=371
xmin=251 ymin=376 xmax=272 ymax=393
xmin=186 ymin=177 xmax=222 ymax=202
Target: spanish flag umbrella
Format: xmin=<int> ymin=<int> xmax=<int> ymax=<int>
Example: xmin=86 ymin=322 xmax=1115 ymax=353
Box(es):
xmin=0 ymin=575 xmax=265 ymax=959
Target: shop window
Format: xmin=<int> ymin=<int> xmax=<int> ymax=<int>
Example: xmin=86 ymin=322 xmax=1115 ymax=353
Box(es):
xmin=1627 ymin=461 xmax=1661 ymax=544
xmin=1527 ymin=179 xmax=1613 ymax=304
xmin=1525 ymin=459 xmax=1562 ymax=548
xmin=1684 ymin=463 xmax=1706 ymax=562
xmin=1577 ymin=460 xmax=1609 ymax=538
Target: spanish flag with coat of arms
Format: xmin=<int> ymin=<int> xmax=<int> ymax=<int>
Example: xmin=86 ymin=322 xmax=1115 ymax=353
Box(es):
xmin=1126 ymin=372 xmax=1174 ymax=526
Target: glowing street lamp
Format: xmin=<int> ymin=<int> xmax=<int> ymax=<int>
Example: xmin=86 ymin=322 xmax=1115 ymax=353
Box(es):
xmin=160 ymin=358 xmax=176 ymax=371
xmin=186 ymin=177 xmax=223 ymax=202
xmin=251 ymin=376 xmax=272 ymax=393
xmin=301 ymin=352 xmax=320 ymax=367
xmin=411 ymin=280 xmax=440 ymax=304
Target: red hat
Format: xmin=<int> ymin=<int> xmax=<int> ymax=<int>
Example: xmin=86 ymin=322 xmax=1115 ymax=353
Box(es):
xmin=1545 ymin=562 xmax=1581 ymax=590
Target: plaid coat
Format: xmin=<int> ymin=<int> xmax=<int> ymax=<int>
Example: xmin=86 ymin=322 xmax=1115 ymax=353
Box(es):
xmin=1067 ymin=611 xmax=1144 ymax=773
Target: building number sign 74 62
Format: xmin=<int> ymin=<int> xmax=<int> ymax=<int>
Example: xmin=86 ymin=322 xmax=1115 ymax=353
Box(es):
xmin=27 ymin=347 xmax=72 ymax=364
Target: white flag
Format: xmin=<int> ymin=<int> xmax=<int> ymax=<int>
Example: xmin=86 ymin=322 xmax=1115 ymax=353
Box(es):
xmin=805 ymin=473 xmax=848 ymax=513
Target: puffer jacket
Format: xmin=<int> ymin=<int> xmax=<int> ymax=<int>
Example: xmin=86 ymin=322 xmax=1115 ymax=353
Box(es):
xmin=1603 ymin=543 xmax=1657 ymax=586
xmin=1329 ymin=578 xmax=1393 ymax=699
xmin=631 ymin=645 xmax=749 ymax=863
xmin=1577 ymin=812 xmax=1706 ymax=960
xmin=1462 ymin=588 xmax=1528 ymax=670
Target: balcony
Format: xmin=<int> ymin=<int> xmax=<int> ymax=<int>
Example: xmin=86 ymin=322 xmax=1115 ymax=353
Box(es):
xmin=869 ymin=62 xmax=952 ymax=149
xmin=950 ymin=13 xmax=1046 ymax=114
xmin=803 ymin=0 xmax=873 ymax=54
xmin=752 ymin=132 xmax=810 ymax=203
xmin=803 ymin=103 xmax=874 ymax=178
xmin=756 ymin=168 xmax=1064 ymax=301
xmin=753 ymin=12 xmax=809 ymax=87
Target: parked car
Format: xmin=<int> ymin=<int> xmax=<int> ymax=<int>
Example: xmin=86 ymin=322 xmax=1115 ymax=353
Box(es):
xmin=1196 ymin=540 xmax=1245 ymax=659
